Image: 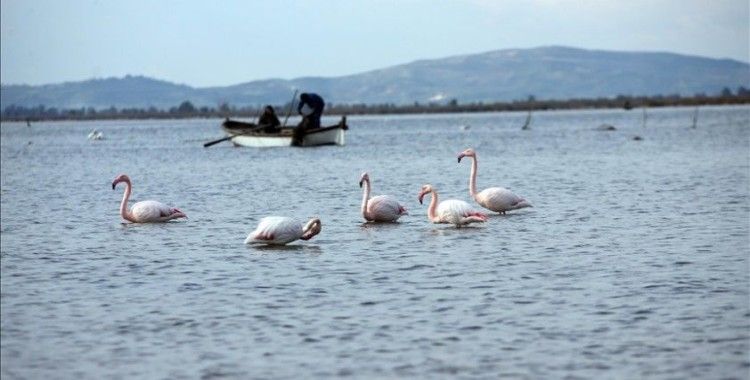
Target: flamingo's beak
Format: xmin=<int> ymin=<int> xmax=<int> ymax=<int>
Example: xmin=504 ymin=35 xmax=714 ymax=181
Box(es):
xmin=359 ymin=180 xmax=363 ymax=188
xmin=418 ymin=192 xmax=425 ymax=205
xmin=457 ymin=153 xmax=465 ymax=163
xmin=173 ymin=208 xmax=187 ymax=219
xmin=111 ymin=181 xmax=117 ymax=190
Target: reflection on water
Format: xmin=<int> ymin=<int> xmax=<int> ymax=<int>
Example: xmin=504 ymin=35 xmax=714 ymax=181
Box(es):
xmin=248 ymin=244 xmax=323 ymax=255
xmin=1 ymin=106 xmax=749 ymax=379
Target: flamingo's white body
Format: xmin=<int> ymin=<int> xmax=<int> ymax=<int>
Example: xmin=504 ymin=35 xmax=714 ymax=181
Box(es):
xmin=418 ymin=184 xmax=487 ymax=227
xmin=458 ymin=148 xmax=532 ymax=214
xmin=245 ymin=217 xmax=322 ymax=245
xmin=112 ymin=174 xmax=187 ymax=223
xmin=359 ymin=172 xmax=407 ymax=222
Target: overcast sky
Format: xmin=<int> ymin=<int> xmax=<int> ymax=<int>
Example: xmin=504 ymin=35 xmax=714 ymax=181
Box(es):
xmin=2 ymin=0 xmax=748 ymax=87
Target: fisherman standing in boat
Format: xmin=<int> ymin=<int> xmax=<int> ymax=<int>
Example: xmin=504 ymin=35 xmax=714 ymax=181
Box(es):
xmin=292 ymin=92 xmax=325 ymax=146
xmin=258 ymin=105 xmax=281 ymax=133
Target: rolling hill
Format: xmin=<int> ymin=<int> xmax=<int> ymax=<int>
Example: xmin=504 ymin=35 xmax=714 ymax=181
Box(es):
xmin=2 ymin=46 xmax=748 ymax=109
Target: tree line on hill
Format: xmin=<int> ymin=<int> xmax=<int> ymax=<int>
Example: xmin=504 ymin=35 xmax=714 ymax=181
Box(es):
xmin=2 ymin=87 xmax=749 ymax=122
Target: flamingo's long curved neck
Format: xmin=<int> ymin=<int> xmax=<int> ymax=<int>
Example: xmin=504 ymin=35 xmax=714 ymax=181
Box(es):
xmin=361 ymin=179 xmax=371 ymax=219
xmin=427 ymin=190 xmax=439 ymax=222
xmin=118 ymin=180 xmax=136 ymax=223
xmin=468 ymin=156 xmax=479 ymax=201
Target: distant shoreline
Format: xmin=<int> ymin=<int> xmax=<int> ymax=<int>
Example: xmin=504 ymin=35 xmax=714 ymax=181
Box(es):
xmin=2 ymin=93 xmax=749 ymax=122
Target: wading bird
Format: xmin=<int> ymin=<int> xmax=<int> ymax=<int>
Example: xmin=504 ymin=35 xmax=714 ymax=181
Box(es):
xmin=112 ymin=174 xmax=187 ymax=223
xmin=457 ymin=148 xmax=532 ymax=214
xmin=418 ymin=184 xmax=487 ymax=227
xmin=244 ymin=217 xmax=322 ymax=245
xmin=359 ymin=172 xmax=407 ymax=222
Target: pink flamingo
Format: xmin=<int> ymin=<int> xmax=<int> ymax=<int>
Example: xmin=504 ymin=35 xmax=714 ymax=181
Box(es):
xmin=244 ymin=217 xmax=322 ymax=245
xmin=111 ymin=174 xmax=187 ymax=223
xmin=457 ymin=148 xmax=532 ymax=214
xmin=359 ymin=172 xmax=408 ymax=222
xmin=418 ymin=184 xmax=487 ymax=227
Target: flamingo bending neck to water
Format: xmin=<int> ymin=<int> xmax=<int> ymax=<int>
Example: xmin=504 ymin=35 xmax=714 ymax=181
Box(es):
xmin=418 ymin=184 xmax=487 ymax=227
xmin=112 ymin=174 xmax=187 ymax=223
xmin=457 ymin=148 xmax=532 ymax=214
xmin=359 ymin=172 xmax=407 ymax=222
xmin=245 ymin=217 xmax=322 ymax=245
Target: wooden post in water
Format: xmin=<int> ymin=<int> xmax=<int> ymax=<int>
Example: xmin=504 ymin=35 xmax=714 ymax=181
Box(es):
xmin=692 ymin=107 xmax=699 ymax=129
xmin=521 ymin=109 xmax=532 ymax=130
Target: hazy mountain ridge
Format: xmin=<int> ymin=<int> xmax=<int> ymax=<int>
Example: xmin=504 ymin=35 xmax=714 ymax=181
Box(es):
xmin=2 ymin=46 xmax=748 ymax=109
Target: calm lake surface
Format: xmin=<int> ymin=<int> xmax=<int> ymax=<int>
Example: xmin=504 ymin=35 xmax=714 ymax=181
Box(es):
xmin=2 ymin=107 xmax=749 ymax=379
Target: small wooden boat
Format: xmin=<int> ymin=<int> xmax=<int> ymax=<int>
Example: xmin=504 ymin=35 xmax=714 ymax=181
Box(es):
xmin=221 ymin=116 xmax=348 ymax=147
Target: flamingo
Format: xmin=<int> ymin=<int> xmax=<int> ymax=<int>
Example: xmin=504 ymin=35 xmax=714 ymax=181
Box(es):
xmin=244 ymin=217 xmax=322 ymax=245
xmin=417 ymin=184 xmax=487 ymax=227
xmin=457 ymin=148 xmax=532 ymax=214
xmin=111 ymin=174 xmax=187 ymax=223
xmin=359 ymin=172 xmax=408 ymax=222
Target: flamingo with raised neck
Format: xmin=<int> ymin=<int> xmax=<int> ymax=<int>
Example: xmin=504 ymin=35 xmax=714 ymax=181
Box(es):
xmin=417 ymin=184 xmax=487 ymax=227
xmin=111 ymin=174 xmax=187 ymax=223
xmin=457 ymin=148 xmax=532 ymax=214
xmin=245 ymin=217 xmax=322 ymax=245
xmin=359 ymin=172 xmax=407 ymax=222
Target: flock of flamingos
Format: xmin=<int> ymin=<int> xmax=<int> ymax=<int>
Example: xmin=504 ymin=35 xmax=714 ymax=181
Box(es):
xmin=112 ymin=148 xmax=532 ymax=245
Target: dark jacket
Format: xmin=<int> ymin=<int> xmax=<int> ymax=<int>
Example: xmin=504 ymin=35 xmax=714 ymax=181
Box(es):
xmin=258 ymin=106 xmax=281 ymax=132
xmin=297 ymin=93 xmax=325 ymax=129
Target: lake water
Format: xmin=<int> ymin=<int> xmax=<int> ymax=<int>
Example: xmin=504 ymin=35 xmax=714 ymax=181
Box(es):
xmin=1 ymin=106 xmax=749 ymax=379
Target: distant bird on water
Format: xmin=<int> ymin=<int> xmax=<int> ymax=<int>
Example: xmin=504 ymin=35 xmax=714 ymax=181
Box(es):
xmin=457 ymin=148 xmax=532 ymax=214
xmin=359 ymin=172 xmax=407 ymax=222
xmin=88 ymin=129 xmax=104 ymax=140
xmin=245 ymin=217 xmax=322 ymax=245
xmin=418 ymin=184 xmax=487 ymax=227
xmin=112 ymin=174 xmax=187 ymax=223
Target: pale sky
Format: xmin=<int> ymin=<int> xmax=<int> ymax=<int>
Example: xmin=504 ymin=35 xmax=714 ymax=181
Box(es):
xmin=1 ymin=0 xmax=748 ymax=87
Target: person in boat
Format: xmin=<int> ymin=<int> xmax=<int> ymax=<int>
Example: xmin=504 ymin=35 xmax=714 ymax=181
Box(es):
xmin=297 ymin=93 xmax=325 ymax=129
xmin=292 ymin=92 xmax=325 ymax=146
xmin=257 ymin=105 xmax=281 ymax=133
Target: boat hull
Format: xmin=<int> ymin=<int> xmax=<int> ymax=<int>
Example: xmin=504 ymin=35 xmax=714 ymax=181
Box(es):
xmin=222 ymin=117 xmax=347 ymax=148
